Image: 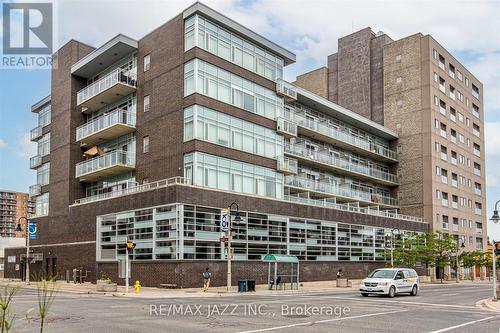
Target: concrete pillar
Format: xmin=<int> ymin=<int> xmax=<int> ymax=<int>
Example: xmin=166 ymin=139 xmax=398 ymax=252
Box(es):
xmin=458 ymin=265 xmax=464 ymax=280
xmin=471 ymin=265 xmax=477 ymax=280
xmin=480 ymin=266 xmax=486 ymax=280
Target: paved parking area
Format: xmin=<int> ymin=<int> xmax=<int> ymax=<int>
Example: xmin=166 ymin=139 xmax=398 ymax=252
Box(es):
xmin=6 ymin=282 xmax=499 ymax=332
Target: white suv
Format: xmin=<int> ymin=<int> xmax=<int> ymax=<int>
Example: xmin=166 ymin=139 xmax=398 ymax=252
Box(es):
xmin=359 ymin=268 xmax=419 ymax=297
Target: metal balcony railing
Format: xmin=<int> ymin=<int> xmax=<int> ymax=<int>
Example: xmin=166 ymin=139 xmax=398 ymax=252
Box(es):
xmin=276 ymin=156 xmax=298 ymax=174
xmin=30 ymin=155 xmax=42 ymax=169
xmin=77 ymin=68 xmax=137 ymax=106
xmin=76 ymin=108 xmax=135 ymax=142
xmin=75 ymin=150 xmax=134 ymax=178
xmin=30 ymin=126 xmax=43 ymax=141
xmin=285 ymin=110 xmax=397 ymax=162
xmin=29 ymin=184 xmax=42 ymax=196
xmin=285 ymin=142 xmax=398 ymax=184
xmin=276 ymin=117 xmax=297 ymax=137
xmin=284 ymin=175 xmax=398 ymax=207
xmin=276 ymin=79 xmax=297 ymax=101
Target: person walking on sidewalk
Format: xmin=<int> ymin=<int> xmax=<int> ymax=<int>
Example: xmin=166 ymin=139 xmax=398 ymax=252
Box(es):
xmin=202 ymin=267 xmax=212 ymax=292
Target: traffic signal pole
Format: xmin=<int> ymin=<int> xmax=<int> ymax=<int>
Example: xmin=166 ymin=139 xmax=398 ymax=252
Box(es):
xmin=125 ymin=246 xmax=129 ymax=293
xmin=493 ymin=240 xmax=497 ymax=301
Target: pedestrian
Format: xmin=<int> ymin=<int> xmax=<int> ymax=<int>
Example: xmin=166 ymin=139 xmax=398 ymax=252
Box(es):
xmin=202 ymin=267 xmax=212 ymax=292
xmin=336 ymin=269 xmax=343 ymax=279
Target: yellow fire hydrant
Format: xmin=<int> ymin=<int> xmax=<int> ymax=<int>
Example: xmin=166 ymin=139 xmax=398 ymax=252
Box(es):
xmin=133 ymin=280 xmax=141 ymax=293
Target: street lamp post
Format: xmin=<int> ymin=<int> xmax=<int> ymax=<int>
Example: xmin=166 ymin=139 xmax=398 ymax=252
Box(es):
xmin=15 ymin=217 xmax=30 ymax=285
xmin=455 ymin=236 xmax=465 ymax=283
xmin=386 ymin=228 xmax=401 ymax=268
xmin=490 ymin=200 xmax=500 ymax=301
xmin=226 ymin=202 xmax=241 ymax=292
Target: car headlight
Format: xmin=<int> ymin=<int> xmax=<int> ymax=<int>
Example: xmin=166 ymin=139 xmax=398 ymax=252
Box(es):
xmin=378 ymin=282 xmax=388 ymax=286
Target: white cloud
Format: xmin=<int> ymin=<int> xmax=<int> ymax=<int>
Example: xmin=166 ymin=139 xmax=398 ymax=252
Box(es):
xmin=0 ymin=139 xmax=7 ymax=149
xmin=15 ymin=132 xmax=37 ymax=160
xmin=466 ymin=53 xmax=500 ymax=114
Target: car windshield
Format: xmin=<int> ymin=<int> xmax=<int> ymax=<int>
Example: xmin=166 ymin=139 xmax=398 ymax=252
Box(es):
xmin=367 ymin=270 xmax=396 ymax=279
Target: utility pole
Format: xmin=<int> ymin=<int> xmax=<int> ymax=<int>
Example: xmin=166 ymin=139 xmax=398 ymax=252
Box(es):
xmin=225 ymin=203 xmax=241 ymax=292
xmin=493 ymin=240 xmax=497 ymax=301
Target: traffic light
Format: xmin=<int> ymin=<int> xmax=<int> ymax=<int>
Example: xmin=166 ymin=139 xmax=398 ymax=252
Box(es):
xmin=127 ymin=241 xmax=136 ymax=250
xmin=384 ymin=235 xmax=392 ymax=248
xmin=494 ymin=242 xmax=500 ymax=256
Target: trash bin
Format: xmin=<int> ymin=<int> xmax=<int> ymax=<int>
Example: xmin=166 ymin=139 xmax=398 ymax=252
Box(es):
xmin=238 ymin=280 xmax=248 ymax=292
xmin=247 ymin=280 xmax=256 ymax=292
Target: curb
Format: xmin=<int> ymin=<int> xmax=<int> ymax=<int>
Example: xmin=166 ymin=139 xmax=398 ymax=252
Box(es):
xmin=476 ymin=298 xmax=500 ymax=313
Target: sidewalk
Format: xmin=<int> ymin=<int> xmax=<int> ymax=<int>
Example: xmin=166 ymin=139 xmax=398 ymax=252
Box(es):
xmin=476 ymin=298 xmax=500 ymax=313
xmin=0 ymin=278 xmax=491 ymax=299
xmin=0 ymin=278 xmax=361 ymax=298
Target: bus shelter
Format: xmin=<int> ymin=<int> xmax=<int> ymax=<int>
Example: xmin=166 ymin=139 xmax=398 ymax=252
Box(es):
xmin=262 ymin=254 xmax=299 ymax=290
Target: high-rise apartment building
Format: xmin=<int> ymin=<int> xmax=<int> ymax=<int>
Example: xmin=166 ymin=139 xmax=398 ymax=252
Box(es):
xmin=6 ymin=3 xmax=433 ymax=286
xmin=296 ymin=28 xmax=487 ymax=252
xmin=0 ymin=190 xmax=34 ymax=238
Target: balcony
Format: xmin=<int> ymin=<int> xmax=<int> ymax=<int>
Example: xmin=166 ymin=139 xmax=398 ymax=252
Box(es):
xmin=473 ymin=129 xmax=480 ymax=138
xmin=29 ymin=184 xmax=41 ymax=197
xmin=76 ymin=109 xmax=136 ymax=146
xmin=473 ymin=148 xmax=481 ymax=157
xmin=452 ymin=202 xmax=458 ymax=209
xmin=439 ymin=105 xmax=446 ymax=115
xmin=30 ymin=126 xmax=43 ymax=141
xmin=276 ymin=117 xmax=297 ymax=138
xmin=77 ymin=68 xmax=137 ymax=113
xmin=475 ymin=208 xmax=482 ymax=215
xmin=285 ymin=142 xmax=398 ymax=186
xmin=472 ymin=108 xmax=480 ymax=118
xmin=472 ymin=89 xmax=479 ymax=100
xmin=441 ymin=175 xmax=448 ymax=184
xmin=439 ymin=84 xmax=446 ymax=94
xmin=474 ymin=168 xmax=481 ymax=176
xmin=286 ymin=110 xmax=397 ymax=163
xmin=30 ymin=155 xmax=42 ymax=169
xmin=284 ymin=175 xmax=398 ymax=208
xmin=75 ymin=150 xmax=135 ymax=182
xmin=475 ymin=188 xmax=481 ymax=196
xmin=276 ymin=156 xmax=298 ymax=175
xmin=476 ymin=228 xmax=483 ymax=235
xmin=276 ymin=79 xmax=297 ymax=101
xmin=441 ymin=199 xmax=448 ymax=207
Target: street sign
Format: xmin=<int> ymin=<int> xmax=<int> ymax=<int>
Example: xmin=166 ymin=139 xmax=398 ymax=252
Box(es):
xmin=220 ymin=208 xmax=229 ymax=232
xmin=28 ymin=221 xmax=37 ymax=240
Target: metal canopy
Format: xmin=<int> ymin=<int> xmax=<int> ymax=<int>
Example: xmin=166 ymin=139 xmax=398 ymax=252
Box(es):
xmin=262 ymin=254 xmax=299 ymax=263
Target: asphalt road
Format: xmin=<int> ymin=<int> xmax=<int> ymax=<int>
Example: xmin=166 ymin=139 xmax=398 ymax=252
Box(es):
xmin=6 ymin=282 xmax=499 ymax=333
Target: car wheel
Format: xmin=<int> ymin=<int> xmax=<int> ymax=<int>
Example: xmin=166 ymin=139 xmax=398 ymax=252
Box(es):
xmin=361 ymin=293 xmax=368 ymax=297
xmin=388 ymin=286 xmax=396 ymax=298
xmin=410 ymin=285 xmax=418 ymax=296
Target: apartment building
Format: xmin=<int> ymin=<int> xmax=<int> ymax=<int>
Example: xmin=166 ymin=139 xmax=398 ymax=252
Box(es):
xmin=0 ymin=190 xmax=34 ymax=238
xmin=5 ymin=3 xmax=428 ymax=286
xmin=295 ymin=28 xmax=487 ymax=253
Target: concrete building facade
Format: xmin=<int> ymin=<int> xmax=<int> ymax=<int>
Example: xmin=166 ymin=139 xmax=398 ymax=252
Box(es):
xmin=295 ymin=29 xmax=487 ymax=252
xmin=0 ymin=190 xmax=34 ymax=238
xmin=4 ymin=3 xmax=432 ymax=286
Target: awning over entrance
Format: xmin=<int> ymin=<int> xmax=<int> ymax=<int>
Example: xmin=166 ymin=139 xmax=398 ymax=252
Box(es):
xmin=261 ymin=254 xmax=299 ymax=263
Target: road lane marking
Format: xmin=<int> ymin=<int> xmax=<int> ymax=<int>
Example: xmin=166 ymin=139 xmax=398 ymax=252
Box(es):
xmin=426 ymin=316 xmax=495 ymax=333
xmin=322 ymin=296 xmax=480 ymax=309
xmin=234 ymin=309 xmax=407 ymax=333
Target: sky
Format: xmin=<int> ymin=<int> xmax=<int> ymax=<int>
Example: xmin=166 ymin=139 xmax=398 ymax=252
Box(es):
xmin=0 ymin=0 xmax=499 ymax=239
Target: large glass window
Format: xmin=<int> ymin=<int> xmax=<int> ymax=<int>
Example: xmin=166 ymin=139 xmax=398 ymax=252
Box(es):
xmin=184 ymin=105 xmax=283 ymax=159
xmin=184 ymin=152 xmax=283 ymax=199
xmin=185 ymin=14 xmax=284 ymax=82
xmin=38 ymin=133 xmax=50 ymax=156
xmin=37 ymin=162 xmax=50 ymax=186
xmin=184 ymin=59 xmax=283 ymax=120
xmin=35 ymin=192 xmax=49 ymax=216
xmin=38 ymin=104 xmax=51 ymax=127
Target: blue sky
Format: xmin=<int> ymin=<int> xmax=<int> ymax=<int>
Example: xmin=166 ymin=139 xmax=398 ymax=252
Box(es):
xmin=0 ymin=0 xmax=499 ymax=238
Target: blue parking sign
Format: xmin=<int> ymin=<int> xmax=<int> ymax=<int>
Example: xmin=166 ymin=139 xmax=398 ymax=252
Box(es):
xmin=28 ymin=221 xmax=37 ymax=240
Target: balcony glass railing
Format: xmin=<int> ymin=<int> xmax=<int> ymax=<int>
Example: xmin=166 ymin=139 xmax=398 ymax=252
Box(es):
xmin=472 ymin=108 xmax=480 ymax=118
xmin=30 ymin=126 xmax=43 ymax=141
xmin=75 ymin=150 xmax=134 ymax=178
xmin=286 ymin=110 xmax=397 ymax=161
xmin=472 ymin=90 xmax=479 ymax=100
xmin=473 ymin=149 xmax=480 ymax=157
xmin=284 ymin=175 xmax=398 ymax=207
xmin=29 ymin=184 xmax=41 ymax=196
xmin=276 ymin=117 xmax=297 ymax=137
xmin=285 ymin=142 xmax=398 ymax=184
xmin=475 ymin=208 xmax=482 ymax=215
xmin=475 ymin=188 xmax=481 ymax=196
xmin=439 ymin=84 xmax=446 ymax=93
xmin=276 ymin=79 xmax=297 ymax=100
xmin=30 ymin=155 xmax=42 ymax=169
xmin=76 ymin=109 xmax=135 ymax=142
xmin=473 ymin=129 xmax=480 ymax=137
xmin=476 ymin=228 xmax=483 ymax=235
xmin=77 ymin=68 xmax=137 ymax=106
xmin=276 ymin=156 xmax=298 ymax=174
xmin=474 ymin=168 xmax=481 ymax=176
